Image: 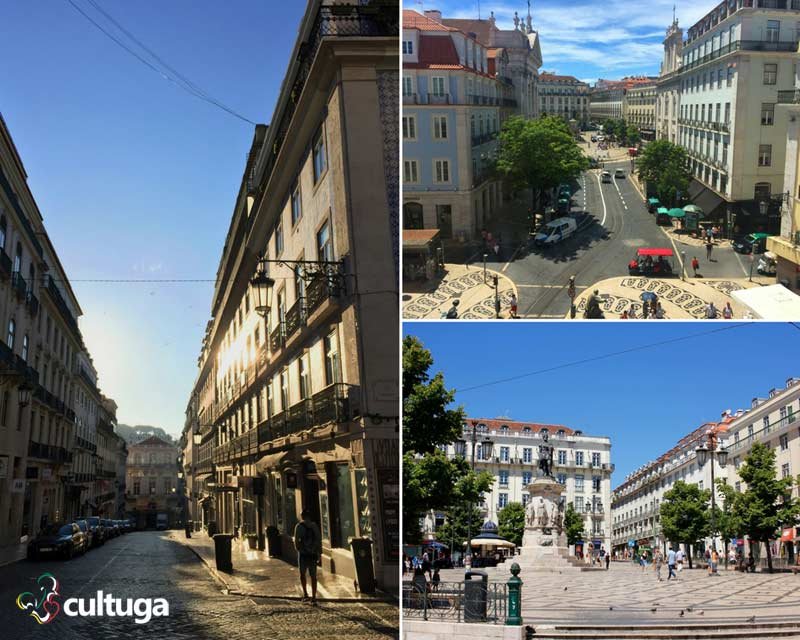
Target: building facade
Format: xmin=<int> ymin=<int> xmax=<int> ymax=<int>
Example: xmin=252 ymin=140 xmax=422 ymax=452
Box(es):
xmin=674 ymin=0 xmax=800 ymax=233
xmin=590 ymin=82 xmax=625 ymax=121
xmin=539 ymin=73 xmax=591 ymax=127
xmin=125 ymin=436 xmax=180 ymax=529
xmin=427 ymin=419 xmax=613 ymax=553
xmin=0 ymin=113 xmax=118 ymax=551
xmin=612 ymin=377 xmax=800 ymax=563
xmin=402 ymin=10 xmax=507 ymax=241
xmin=770 ymin=80 xmax=800 ymax=293
xmin=184 ymin=0 xmax=399 ymax=593
xmin=655 ymin=18 xmax=684 ymax=144
xmin=624 ymin=82 xmax=658 ymax=140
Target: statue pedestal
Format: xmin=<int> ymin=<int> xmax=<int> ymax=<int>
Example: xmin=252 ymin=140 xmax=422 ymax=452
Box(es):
xmin=517 ymin=476 xmax=579 ymax=573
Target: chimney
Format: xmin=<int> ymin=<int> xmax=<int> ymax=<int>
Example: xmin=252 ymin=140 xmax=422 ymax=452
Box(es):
xmin=424 ymin=9 xmax=442 ymax=22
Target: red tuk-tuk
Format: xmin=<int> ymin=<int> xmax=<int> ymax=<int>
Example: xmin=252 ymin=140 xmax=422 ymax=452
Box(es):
xmin=628 ymin=248 xmax=676 ymax=276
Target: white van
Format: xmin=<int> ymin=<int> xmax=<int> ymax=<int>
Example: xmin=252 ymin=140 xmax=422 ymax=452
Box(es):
xmin=534 ymin=217 xmax=578 ymax=246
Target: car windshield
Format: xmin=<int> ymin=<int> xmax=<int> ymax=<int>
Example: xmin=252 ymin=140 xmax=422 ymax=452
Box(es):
xmin=88 ymin=517 xmax=100 ymax=526
xmin=77 ymin=521 xmax=88 ymax=531
xmin=41 ymin=524 xmax=72 ymax=536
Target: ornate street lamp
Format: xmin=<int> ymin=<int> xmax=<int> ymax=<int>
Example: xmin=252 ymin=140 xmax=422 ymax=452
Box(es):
xmin=17 ymin=382 xmax=32 ymax=407
xmin=250 ymin=267 xmax=275 ymax=318
xmin=193 ymin=431 xmax=202 ymax=446
xmin=695 ymin=428 xmax=727 ymax=574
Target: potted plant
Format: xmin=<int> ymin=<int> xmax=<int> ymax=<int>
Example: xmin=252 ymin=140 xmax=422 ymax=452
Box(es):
xmin=245 ymin=533 xmax=258 ymax=550
xmin=266 ymin=525 xmax=281 ymax=557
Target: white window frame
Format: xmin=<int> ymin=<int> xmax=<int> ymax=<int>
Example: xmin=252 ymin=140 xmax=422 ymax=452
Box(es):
xmin=402 ymin=40 xmax=413 ymax=55
xmin=404 ymin=159 xmax=419 ymax=184
xmin=433 ymin=158 xmax=451 ymax=184
xmin=432 ymin=114 xmax=448 ymax=140
xmin=431 ymin=76 xmax=446 ymax=97
xmin=402 ymin=76 xmax=413 ymax=96
xmin=402 ymin=115 xmax=417 ymax=141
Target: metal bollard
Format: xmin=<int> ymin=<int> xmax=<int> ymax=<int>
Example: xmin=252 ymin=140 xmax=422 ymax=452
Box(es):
xmin=506 ymin=562 xmax=523 ymax=626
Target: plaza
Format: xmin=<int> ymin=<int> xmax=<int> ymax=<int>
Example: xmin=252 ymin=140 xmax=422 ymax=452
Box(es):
xmin=409 ymin=562 xmax=800 ymax=627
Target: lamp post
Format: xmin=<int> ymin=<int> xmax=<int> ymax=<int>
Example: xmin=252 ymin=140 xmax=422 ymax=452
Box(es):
xmin=695 ymin=428 xmax=728 ymax=576
xmin=454 ymin=421 xmax=493 ymax=571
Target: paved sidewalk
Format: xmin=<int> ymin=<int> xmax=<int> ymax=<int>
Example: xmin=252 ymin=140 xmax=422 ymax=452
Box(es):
xmin=403 ymin=263 xmax=518 ymax=319
xmin=571 ymin=276 xmax=770 ymax=319
xmin=0 ymin=541 xmax=26 ymax=568
xmin=167 ymin=531 xmax=388 ymax=602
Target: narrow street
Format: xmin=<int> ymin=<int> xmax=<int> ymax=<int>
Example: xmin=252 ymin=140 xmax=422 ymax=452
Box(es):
xmin=4 ymin=532 xmax=398 ymax=639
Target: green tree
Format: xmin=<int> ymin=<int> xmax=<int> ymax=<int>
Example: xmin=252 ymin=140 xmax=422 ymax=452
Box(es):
xmin=601 ymin=119 xmax=616 ymax=138
xmin=436 ymin=505 xmax=483 ymax=555
xmin=402 ymin=336 xmax=494 ymax=544
xmin=713 ymin=479 xmax=742 ymax=570
xmin=498 ymin=502 xmax=526 ymax=547
xmin=496 ymin=115 xmax=588 ymax=230
xmin=732 ymin=442 xmax=800 ymax=572
xmin=636 ymin=139 xmax=691 ymax=207
xmin=564 ymin=503 xmax=586 ymax=546
xmin=660 ymin=480 xmax=710 ymax=569
xmin=625 ymin=124 xmax=640 ymax=146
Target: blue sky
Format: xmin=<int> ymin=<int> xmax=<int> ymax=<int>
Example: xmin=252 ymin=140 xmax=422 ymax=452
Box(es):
xmin=404 ymin=0 xmax=713 ymax=82
xmin=404 ymin=322 xmax=800 ymax=487
xmin=1 ymin=1 xmax=306 ymax=434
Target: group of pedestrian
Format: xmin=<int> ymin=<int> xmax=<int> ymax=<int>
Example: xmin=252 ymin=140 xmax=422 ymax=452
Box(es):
xmin=704 ymin=301 xmax=733 ymax=319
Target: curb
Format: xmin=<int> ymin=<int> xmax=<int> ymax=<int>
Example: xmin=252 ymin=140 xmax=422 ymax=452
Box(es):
xmin=170 ymin=534 xmax=395 ymax=604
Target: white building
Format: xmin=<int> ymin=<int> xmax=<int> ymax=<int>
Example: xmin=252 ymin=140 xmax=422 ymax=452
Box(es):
xmin=539 ymin=73 xmax=591 ymax=127
xmin=429 ymin=418 xmax=613 ymax=552
xmin=655 ymin=18 xmax=684 ymax=144
xmin=612 ymin=376 xmax=800 ymax=563
xmin=624 ymin=82 xmax=658 ymax=140
xmin=676 ymin=0 xmax=800 ymax=234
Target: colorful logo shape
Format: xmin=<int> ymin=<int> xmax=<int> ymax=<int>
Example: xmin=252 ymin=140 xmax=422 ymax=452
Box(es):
xmin=16 ymin=572 xmax=61 ymax=624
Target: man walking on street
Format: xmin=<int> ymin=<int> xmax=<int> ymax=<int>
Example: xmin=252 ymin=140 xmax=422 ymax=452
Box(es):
xmin=706 ymin=242 xmax=713 ymax=261
xmin=294 ymin=509 xmax=323 ymax=605
xmin=509 ymin=293 xmax=518 ymax=319
xmin=667 ymin=547 xmax=677 ymax=580
xmin=676 ymin=548 xmax=685 ymax=573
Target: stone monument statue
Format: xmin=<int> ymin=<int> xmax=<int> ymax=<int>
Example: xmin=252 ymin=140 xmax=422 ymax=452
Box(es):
xmin=538 ymin=431 xmax=554 ymax=478
xmin=536 ymin=498 xmax=548 ymax=526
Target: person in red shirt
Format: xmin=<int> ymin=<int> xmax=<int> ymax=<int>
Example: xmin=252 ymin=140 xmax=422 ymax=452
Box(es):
xmin=691 ymin=256 xmax=700 ymax=277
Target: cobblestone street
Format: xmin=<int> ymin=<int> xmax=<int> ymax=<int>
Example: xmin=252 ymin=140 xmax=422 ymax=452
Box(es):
xmin=3 ymin=532 xmax=398 ymax=640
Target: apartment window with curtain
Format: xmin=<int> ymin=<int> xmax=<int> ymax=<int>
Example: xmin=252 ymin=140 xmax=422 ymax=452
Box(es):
xmin=763 ymin=63 xmax=777 ymax=85
xmin=280 ymin=370 xmax=289 ymax=411
xmin=299 ymin=353 xmax=311 ymax=400
xmin=766 ymin=20 xmax=780 ymax=43
xmin=431 ymin=77 xmax=445 ymax=96
xmin=403 ymin=160 xmax=419 ymax=183
xmin=402 ymin=76 xmax=413 ymax=96
xmin=6 ymin=319 xmax=15 ymax=349
xmin=402 ymin=115 xmax=416 ymax=140
xmin=432 ymin=115 xmax=448 ymax=140
xmin=758 ymin=145 xmax=772 ymax=167
xmin=324 ymin=331 xmax=341 ymax=386
xmin=761 ymin=103 xmax=775 ymax=126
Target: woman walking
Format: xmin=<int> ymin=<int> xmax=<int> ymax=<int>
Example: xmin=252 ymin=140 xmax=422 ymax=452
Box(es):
xmin=655 ymin=548 xmax=664 ymax=581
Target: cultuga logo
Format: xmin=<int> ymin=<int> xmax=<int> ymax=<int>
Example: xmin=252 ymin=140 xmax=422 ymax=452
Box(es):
xmin=17 ymin=573 xmax=169 ymax=625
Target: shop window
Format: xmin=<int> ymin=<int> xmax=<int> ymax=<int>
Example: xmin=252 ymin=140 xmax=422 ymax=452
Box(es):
xmin=334 ymin=463 xmax=355 ymax=547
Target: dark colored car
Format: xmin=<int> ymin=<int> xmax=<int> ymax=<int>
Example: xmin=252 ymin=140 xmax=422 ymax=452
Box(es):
xmin=86 ymin=516 xmax=105 ymax=546
xmin=101 ymin=519 xmax=118 ymax=538
xmin=75 ymin=519 xmax=93 ymax=549
xmin=27 ymin=522 xmax=87 ymax=560
xmin=733 ymin=232 xmax=770 ymax=255
xmin=115 ymin=520 xmax=127 ymax=534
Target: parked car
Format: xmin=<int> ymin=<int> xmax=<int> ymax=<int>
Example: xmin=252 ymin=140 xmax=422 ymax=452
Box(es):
xmin=115 ymin=520 xmax=127 ymax=534
xmin=75 ymin=519 xmax=94 ymax=549
xmin=156 ymin=513 xmax=168 ymax=530
xmin=733 ymin=232 xmax=770 ymax=255
xmin=27 ymin=522 xmax=87 ymax=560
xmin=86 ymin=516 xmax=105 ymax=546
xmin=614 ymin=168 xmax=625 ymax=179
xmin=122 ymin=520 xmax=133 ymax=533
xmin=102 ymin=519 xmax=119 ymax=538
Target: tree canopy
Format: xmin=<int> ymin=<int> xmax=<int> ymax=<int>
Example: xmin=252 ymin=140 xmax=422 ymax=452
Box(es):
xmin=636 ymin=139 xmax=691 ymax=207
xmin=564 ymin=503 xmax=586 ymax=546
xmin=660 ymin=480 xmax=710 ymax=568
xmin=498 ymin=502 xmax=526 ymax=547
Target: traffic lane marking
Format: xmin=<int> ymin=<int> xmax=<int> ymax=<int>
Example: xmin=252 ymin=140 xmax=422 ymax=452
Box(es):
xmin=595 ymin=172 xmax=609 ymax=226
xmin=733 ymin=249 xmax=751 ymax=277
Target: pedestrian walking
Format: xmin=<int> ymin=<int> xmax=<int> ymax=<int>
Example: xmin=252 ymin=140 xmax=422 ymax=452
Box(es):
xmin=706 ymin=241 xmax=713 ymax=260
xmin=709 ymin=549 xmax=719 ymax=575
xmin=620 ymin=310 xmax=629 ymax=319
xmin=293 ymin=508 xmax=323 ymax=605
xmin=667 ymin=548 xmax=677 ymax=580
xmin=655 ymin=548 xmax=664 ymax=581
xmin=654 ymin=302 xmax=665 ymax=319
xmin=706 ymin=301 xmax=718 ymax=319
xmin=676 ymin=548 xmax=685 ymax=573
xmin=691 ymin=256 xmax=700 ymax=277
xmin=509 ymin=293 xmax=518 ymax=319
xmin=431 ymin=567 xmax=441 ymax=592
xmin=722 ymin=302 xmax=733 ymax=319
xmin=605 ymin=552 xmax=610 ymax=570
xmin=640 ymin=550 xmax=648 ymax=571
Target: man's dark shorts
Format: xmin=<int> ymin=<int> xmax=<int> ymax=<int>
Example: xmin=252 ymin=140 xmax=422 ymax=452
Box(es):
xmin=299 ymin=553 xmax=318 ymax=578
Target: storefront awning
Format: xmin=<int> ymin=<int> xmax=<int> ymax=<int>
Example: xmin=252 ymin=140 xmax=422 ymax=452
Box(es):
xmin=689 ymin=181 xmax=726 ymax=217
xmin=194 ymin=472 xmax=213 ymax=481
xmin=255 ymin=451 xmax=289 ymax=474
xmin=303 ymin=444 xmax=351 ymax=466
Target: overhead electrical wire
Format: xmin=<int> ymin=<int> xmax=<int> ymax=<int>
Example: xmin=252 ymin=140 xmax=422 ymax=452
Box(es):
xmin=64 ymin=0 xmax=257 ymax=125
xmin=454 ymin=323 xmax=755 ymax=394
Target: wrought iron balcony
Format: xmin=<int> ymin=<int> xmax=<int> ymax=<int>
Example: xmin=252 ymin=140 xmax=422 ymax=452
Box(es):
xmin=284 ymin=298 xmax=305 ymax=338
xmin=0 ymin=249 xmax=11 ymax=281
xmin=26 ymin=291 xmax=39 ymax=317
xmin=270 ymin=322 xmax=286 ymax=353
xmin=28 ymin=441 xmax=72 ymax=464
xmin=778 ymin=89 xmax=800 ymax=104
xmin=11 ymin=271 xmax=27 ymax=300
xmin=44 ymin=275 xmax=81 ymax=341
xmin=305 ymin=272 xmax=340 ymax=318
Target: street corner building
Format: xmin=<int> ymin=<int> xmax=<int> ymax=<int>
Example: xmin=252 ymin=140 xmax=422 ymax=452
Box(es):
xmin=125 ymin=436 xmax=182 ymax=530
xmin=180 ymin=0 xmax=400 ymax=594
xmin=0 ymin=114 xmax=124 ymax=553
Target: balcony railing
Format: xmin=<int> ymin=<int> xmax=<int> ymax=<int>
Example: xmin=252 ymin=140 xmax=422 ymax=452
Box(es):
xmin=286 ymin=398 xmax=313 ymax=434
xmin=44 ymin=275 xmax=81 ymax=341
xmin=778 ymin=89 xmax=800 ymax=104
xmin=0 ymin=166 xmax=44 ymax=257
xmin=26 ymin=291 xmax=39 ymax=317
xmin=270 ymin=322 xmax=286 ymax=353
xmin=428 ymin=94 xmax=450 ymax=105
xmin=0 ymin=250 xmax=11 ymax=280
xmin=11 ymin=271 xmax=27 ymax=300
xmin=284 ymin=298 xmax=305 ymax=338
xmin=28 ymin=441 xmax=72 ymax=464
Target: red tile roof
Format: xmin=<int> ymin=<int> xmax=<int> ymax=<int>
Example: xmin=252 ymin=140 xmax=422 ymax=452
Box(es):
xmin=467 ymin=418 xmax=576 ymax=436
xmin=540 ymin=73 xmax=582 ymax=83
xmin=403 ymin=10 xmax=458 ymax=32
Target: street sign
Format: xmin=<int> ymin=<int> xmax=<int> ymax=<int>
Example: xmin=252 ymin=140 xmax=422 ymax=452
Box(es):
xmin=11 ymin=479 xmax=25 ymax=493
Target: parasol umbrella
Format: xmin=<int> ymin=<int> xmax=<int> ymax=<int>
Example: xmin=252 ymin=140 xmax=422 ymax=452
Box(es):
xmin=667 ymin=208 xmax=685 ymax=218
xmin=683 ymin=204 xmax=703 ymax=215
xmin=640 ymin=291 xmax=658 ymax=302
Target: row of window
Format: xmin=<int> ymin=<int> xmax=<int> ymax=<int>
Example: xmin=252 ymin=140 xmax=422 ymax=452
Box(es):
xmin=469 ymin=445 xmax=603 ymax=466
xmin=495 ymin=469 xmax=603 ymax=491
xmin=402 ymin=75 xmax=500 ymax=100
xmin=403 ymin=159 xmax=450 ymax=184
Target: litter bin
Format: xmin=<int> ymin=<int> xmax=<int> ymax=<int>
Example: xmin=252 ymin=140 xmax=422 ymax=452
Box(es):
xmin=266 ymin=526 xmax=281 ymax=557
xmin=185 ymin=520 xmax=192 ymax=539
xmin=213 ymin=534 xmax=233 ymax=572
xmin=464 ymin=569 xmax=489 ymax=621
xmin=349 ymin=537 xmax=376 ymax=594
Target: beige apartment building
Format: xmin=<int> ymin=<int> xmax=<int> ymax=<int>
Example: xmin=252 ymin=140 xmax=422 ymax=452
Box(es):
xmin=624 ymin=82 xmax=658 ymax=140
xmin=125 ymin=435 xmax=180 ymax=529
xmin=539 ymin=73 xmax=590 ymax=127
xmin=183 ymin=0 xmax=399 ymax=593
